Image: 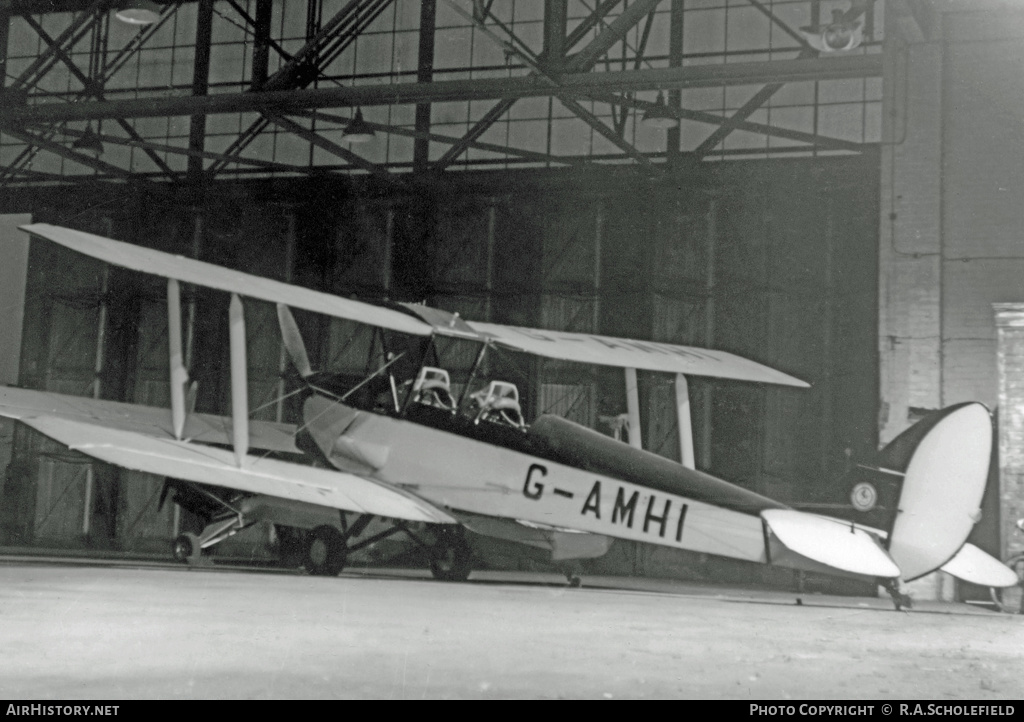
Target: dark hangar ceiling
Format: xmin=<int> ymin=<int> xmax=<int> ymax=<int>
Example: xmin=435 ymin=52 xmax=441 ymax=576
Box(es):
xmin=0 ymin=0 xmax=892 ymax=187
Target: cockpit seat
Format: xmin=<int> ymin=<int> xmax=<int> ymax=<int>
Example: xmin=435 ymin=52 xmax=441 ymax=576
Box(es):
xmin=411 ymin=366 xmax=456 ymax=412
xmin=469 ymin=381 xmax=525 ymax=429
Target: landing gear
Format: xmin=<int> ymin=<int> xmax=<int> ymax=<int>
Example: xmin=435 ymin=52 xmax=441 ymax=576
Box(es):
xmin=430 ymin=529 xmax=472 ymax=582
xmin=304 ymin=525 xmax=347 ymax=576
xmin=163 ymin=480 xmax=251 ymax=565
xmin=172 ymin=532 xmax=203 ymax=564
xmin=883 ymin=579 xmax=913 ymax=611
xmin=561 ymin=562 xmax=583 ymax=588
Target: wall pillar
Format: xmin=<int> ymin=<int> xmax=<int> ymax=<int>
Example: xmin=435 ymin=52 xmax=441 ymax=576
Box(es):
xmin=994 ymin=303 xmax=1024 ymax=560
xmin=877 ymin=14 xmax=943 ymax=444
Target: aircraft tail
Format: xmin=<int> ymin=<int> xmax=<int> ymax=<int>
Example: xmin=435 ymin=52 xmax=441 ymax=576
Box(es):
xmin=877 ymin=403 xmax=993 ymax=581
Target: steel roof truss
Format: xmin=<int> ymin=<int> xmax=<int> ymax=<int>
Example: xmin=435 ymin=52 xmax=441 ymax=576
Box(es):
xmin=21 ymin=14 xmax=178 ymax=180
xmin=587 ymin=92 xmax=862 ymax=153
xmin=207 ymin=0 xmax=395 ymax=178
xmin=264 ymin=112 xmax=399 ymax=186
xmin=0 ymin=123 xmax=134 ymax=180
xmin=433 ymin=0 xmax=660 ymax=172
xmin=295 ymin=109 xmax=587 ymax=167
xmin=46 ymin=123 xmax=309 ymax=173
xmin=0 ymin=57 xmax=883 ymax=125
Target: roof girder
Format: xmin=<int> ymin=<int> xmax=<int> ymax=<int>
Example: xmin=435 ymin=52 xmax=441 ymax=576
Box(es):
xmin=432 ymin=0 xmax=664 ymax=170
xmin=0 ymin=55 xmax=883 ymax=125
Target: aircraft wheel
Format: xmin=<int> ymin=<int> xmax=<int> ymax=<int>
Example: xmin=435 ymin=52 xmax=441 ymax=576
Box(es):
xmin=304 ymin=525 xmax=347 ymax=577
xmin=429 ymin=530 xmax=472 ymax=582
xmin=172 ymin=532 xmax=202 ymax=564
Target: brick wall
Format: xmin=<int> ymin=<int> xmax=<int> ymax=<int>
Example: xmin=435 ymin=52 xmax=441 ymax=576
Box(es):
xmin=880 ymin=3 xmax=1024 ymax=581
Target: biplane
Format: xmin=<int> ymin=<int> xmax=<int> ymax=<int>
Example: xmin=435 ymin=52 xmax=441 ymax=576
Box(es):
xmin=0 ymin=224 xmax=1016 ymax=608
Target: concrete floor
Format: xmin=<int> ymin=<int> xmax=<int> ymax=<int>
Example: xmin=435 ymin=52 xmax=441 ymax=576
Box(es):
xmin=0 ymin=559 xmax=1021 ymax=700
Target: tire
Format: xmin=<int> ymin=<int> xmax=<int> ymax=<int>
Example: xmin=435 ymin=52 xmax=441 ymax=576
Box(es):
xmin=304 ymin=525 xmax=346 ymax=577
xmin=990 ymin=553 xmax=1024 ymax=614
xmin=172 ymin=532 xmax=202 ymax=564
xmin=429 ymin=531 xmax=472 ymax=582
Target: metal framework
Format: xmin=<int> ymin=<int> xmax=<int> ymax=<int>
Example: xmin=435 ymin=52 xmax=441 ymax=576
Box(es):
xmin=0 ymin=0 xmax=884 ymax=186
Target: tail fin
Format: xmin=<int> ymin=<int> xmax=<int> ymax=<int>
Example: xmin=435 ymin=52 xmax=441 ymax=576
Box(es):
xmin=878 ymin=403 xmax=993 ymax=581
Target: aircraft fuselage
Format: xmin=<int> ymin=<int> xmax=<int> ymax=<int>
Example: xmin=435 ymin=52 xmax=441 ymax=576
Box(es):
xmin=304 ymin=394 xmax=778 ymax=565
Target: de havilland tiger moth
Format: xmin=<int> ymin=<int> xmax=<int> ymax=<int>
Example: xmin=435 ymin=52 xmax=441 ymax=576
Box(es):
xmin=0 ymin=223 xmax=1016 ymax=608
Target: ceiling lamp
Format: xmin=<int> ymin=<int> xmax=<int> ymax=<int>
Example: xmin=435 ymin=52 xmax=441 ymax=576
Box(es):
xmin=800 ymin=9 xmax=864 ymax=53
xmin=641 ymin=92 xmax=678 ymax=130
xmin=341 ymin=109 xmax=375 ymax=144
xmin=115 ymin=0 xmax=161 ymax=25
xmin=71 ymin=124 xmax=104 ymax=156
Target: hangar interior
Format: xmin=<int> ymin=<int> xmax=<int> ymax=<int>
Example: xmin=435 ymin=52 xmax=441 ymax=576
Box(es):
xmin=0 ymin=0 xmax=1020 ymax=600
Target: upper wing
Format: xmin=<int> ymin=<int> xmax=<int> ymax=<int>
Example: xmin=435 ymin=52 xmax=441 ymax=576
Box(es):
xmin=21 ymin=223 xmax=432 ymax=337
xmin=21 ymin=414 xmax=454 ymax=524
xmin=466 ymin=322 xmax=809 ymax=387
xmin=0 ymin=385 xmax=299 ymax=454
xmin=24 ymin=223 xmax=806 ymax=387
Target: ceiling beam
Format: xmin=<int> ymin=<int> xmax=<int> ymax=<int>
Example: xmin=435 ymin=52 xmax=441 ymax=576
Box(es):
xmin=0 ymin=123 xmax=136 ymax=179
xmin=260 ymin=0 xmax=363 ymax=91
xmin=1 ymin=2 xmax=183 ymax=185
xmin=558 ymin=96 xmax=651 ymax=166
xmin=0 ymin=56 xmax=882 ymax=125
xmin=9 ymin=0 xmax=105 ymax=90
xmin=695 ymin=0 xmax=878 ymax=157
xmin=207 ymin=0 xmax=394 ymax=177
xmin=433 ymin=0 xmax=661 ymax=170
xmin=46 ymin=124 xmax=310 ymax=172
xmin=264 ymin=113 xmax=399 ymax=186
xmin=587 ymin=93 xmax=863 ymax=152
xmin=455 ymin=0 xmax=650 ymax=168
xmin=564 ymin=0 xmax=664 ymax=73
xmin=21 ymin=14 xmax=179 ymax=179
xmin=692 ymin=48 xmax=817 ymax=158
xmin=187 ymin=0 xmax=214 ymax=182
xmin=413 ymin=0 xmax=436 ymax=173
xmin=564 ymin=0 xmax=623 ymax=53
xmin=295 ymin=109 xmax=588 ymax=166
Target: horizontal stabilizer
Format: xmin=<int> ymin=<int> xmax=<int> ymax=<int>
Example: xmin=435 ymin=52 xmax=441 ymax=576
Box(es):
xmin=762 ymin=509 xmax=900 ymax=578
xmin=468 ymin=322 xmax=809 ymax=387
xmin=22 ymin=223 xmax=431 ymax=337
xmin=22 ymin=415 xmax=454 ymax=525
xmin=940 ymin=543 xmax=1019 ymax=588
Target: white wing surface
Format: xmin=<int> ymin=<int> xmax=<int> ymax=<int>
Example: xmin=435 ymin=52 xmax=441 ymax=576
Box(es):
xmin=23 ymin=223 xmax=807 ymax=387
xmin=762 ymin=509 xmax=900 ymax=577
xmin=468 ymin=322 xmax=810 ymax=387
xmin=0 ymin=385 xmax=299 ymax=454
xmin=940 ymin=543 xmax=1019 ymax=588
xmin=21 ymin=223 xmax=431 ymax=337
xmin=22 ymin=415 xmax=455 ymax=525
xmin=887 ymin=402 xmax=992 ymax=581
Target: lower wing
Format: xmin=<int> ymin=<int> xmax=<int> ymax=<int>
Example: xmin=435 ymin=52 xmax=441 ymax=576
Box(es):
xmin=20 ymin=414 xmax=454 ymax=525
xmin=0 ymin=385 xmax=299 ymax=454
